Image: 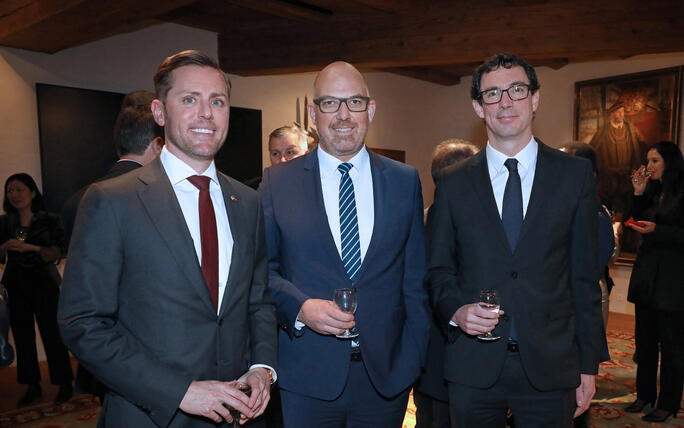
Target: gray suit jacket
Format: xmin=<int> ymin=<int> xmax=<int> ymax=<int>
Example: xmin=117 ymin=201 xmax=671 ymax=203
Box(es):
xmin=58 ymin=158 xmax=277 ymax=427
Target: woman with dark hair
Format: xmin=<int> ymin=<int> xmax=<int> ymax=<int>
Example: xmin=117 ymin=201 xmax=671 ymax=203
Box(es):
xmin=0 ymin=173 xmax=73 ymax=407
xmin=624 ymin=141 xmax=684 ymax=422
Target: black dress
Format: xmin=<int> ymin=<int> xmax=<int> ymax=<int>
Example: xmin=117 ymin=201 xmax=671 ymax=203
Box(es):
xmin=627 ymin=187 xmax=684 ymax=414
xmin=0 ymin=211 xmax=73 ymax=385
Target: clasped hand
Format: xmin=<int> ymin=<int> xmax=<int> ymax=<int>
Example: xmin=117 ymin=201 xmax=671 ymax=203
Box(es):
xmin=297 ymin=299 xmax=354 ymax=336
xmin=451 ymin=303 xmax=504 ymax=336
xmin=179 ymin=367 xmax=271 ymax=425
xmin=1 ymin=239 xmax=32 ymax=253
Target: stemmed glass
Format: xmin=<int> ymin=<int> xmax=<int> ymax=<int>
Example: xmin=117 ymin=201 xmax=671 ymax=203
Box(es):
xmin=333 ymin=288 xmax=358 ymax=339
xmin=477 ymin=289 xmax=501 ymax=341
xmin=14 ymin=227 xmax=28 ymax=241
xmin=227 ymin=383 xmax=251 ymax=428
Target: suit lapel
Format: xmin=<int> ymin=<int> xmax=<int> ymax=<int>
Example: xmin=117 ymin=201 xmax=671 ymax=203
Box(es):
xmin=469 ymin=152 xmax=512 ymax=255
xmin=136 ymin=159 xmax=216 ymax=315
xmin=353 ymin=150 xmax=386 ymax=285
xmin=517 ymin=140 xmax=554 ymax=247
xmin=304 ymin=151 xmax=350 ymax=279
xmin=217 ymin=175 xmax=243 ymax=317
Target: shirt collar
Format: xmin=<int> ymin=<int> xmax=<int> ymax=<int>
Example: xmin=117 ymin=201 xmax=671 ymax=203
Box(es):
xmin=317 ymin=145 xmax=369 ymax=177
xmin=486 ymin=136 xmax=538 ymax=177
xmin=160 ymin=146 xmax=219 ymax=186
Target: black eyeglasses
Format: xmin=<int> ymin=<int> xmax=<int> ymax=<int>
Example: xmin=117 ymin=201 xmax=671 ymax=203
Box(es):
xmin=479 ymin=84 xmax=531 ymax=105
xmin=313 ymin=96 xmax=371 ymax=113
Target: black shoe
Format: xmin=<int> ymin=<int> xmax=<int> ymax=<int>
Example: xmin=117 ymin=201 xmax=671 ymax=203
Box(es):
xmin=54 ymin=383 xmax=73 ymax=405
xmin=624 ymin=398 xmax=653 ymax=413
xmin=17 ymin=383 xmax=42 ymax=407
xmin=642 ymin=408 xmax=675 ymax=422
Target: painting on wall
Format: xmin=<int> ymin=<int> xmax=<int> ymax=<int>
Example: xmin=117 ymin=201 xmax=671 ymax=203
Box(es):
xmin=573 ymin=66 xmax=682 ymax=262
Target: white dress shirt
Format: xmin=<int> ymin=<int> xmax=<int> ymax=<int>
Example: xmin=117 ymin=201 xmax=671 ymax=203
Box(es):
xmin=318 ymin=145 xmax=374 ymax=261
xmin=160 ymin=147 xmax=233 ymax=313
xmin=486 ymin=137 xmax=538 ymax=218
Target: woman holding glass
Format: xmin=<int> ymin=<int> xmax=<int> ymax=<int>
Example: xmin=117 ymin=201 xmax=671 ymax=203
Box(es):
xmin=624 ymin=141 xmax=684 ymax=423
xmin=0 ymin=173 xmax=73 ymax=407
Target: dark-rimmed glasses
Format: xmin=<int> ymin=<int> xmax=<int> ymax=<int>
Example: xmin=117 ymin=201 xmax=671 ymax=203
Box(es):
xmin=313 ymin=96 xmax=370 ymax=113
xmin=479 ymin=84 xmax=531 ymax=105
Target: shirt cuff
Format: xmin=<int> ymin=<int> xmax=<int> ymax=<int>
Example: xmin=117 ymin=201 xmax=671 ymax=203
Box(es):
xmin=449 ymin=320 xmax=459 ymax=327
xmin=294 ymin=319 xmax=305 ymax=330
xmin=249 ymin=364 xmax=277 ymax=384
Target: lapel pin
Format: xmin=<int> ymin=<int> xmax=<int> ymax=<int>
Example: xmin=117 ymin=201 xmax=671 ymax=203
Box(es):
xmin=230 ymin=195 xmax=238 ymax=202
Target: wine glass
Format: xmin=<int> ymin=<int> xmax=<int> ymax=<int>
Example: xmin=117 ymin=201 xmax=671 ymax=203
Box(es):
xmin=477 ymin=289 xmax=501 ymax=341
xmin=14 ymin=227 xmax=28 ymax=241
xmin=227 ymin=383 xmax=251 ymax=428
xmin=333 ymin=288 xmax=358 ymax=339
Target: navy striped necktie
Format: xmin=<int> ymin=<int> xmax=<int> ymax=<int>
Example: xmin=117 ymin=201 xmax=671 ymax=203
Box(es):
xmin=338 ymin=163 xmax=361 ymax=282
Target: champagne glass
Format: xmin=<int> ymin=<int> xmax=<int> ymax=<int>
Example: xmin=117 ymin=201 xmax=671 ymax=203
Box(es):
xmin=333 ymin=288 xmax=358 ymax=339
xmin=477 ymin=289 xmax=501 ymax=341
xmin=14 ymin=227 xmax=28 ymax=241
xmin=227 ymin=383 xmax=251 ymax=428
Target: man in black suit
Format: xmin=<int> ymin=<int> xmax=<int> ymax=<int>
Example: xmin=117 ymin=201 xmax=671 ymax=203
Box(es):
xmin=59 ymin=50 xmax=277 ymax=427
xmin=61 ymin=90 xmax=164 ymax=243
xmin=426 ymin=54 xmax=602 ymax=427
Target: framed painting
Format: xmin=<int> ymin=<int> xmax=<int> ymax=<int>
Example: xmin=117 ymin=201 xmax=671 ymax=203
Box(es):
xmin=573 ymin=66 xmax=682 ymax=263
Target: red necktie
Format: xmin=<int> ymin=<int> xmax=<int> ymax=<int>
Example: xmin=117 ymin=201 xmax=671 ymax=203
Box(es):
xmin=187 ymin=175 xmax=219 ymax=310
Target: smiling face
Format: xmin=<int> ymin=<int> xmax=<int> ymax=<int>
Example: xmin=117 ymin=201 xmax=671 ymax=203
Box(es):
xmin=646 ymin=147 xmax=665 ymax=181
xmin=151 ymin=65 xmax=229 ymax=171
xmin=6 ymin=180 xmax=34 ymax=212
xmin=472 ymin=65 xmax=539 ymax=152
xmin=308 ymin=62 xmax=375 ymax=162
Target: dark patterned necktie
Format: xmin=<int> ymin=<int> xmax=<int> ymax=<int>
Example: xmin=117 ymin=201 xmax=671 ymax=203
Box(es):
xmin=502 ymin=158 xmax=523 ymax=252
xmin=338 ymin=163 xmax=361 ymax=282
xmin=187 ymin=175 xmax=219 ymax=310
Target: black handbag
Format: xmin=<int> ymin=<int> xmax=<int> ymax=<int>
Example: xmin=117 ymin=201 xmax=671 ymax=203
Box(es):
xmin=0 ymin=283 xmax=15 ymax=369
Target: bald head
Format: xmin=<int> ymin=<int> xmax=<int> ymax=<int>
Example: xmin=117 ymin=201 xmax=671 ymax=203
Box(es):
xmin=313 ymin=61 xmax=370 ymax=99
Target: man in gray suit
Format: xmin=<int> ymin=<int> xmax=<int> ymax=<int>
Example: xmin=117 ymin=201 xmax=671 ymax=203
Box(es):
xmin=59 ymin=50 xmax=277 ymax=427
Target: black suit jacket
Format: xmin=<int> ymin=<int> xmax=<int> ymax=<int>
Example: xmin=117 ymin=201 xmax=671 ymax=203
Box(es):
xmin=426 ymin=141 xmax=602 ymax=391
xmin=58 ymin=158 xmax=277 ymax=427
xmin=61 ymin=160 xmax=142 ymax=245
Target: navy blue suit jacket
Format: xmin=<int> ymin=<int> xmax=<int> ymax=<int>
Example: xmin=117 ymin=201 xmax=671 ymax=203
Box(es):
xmin=261 ymin=148 xmax=430 ymax=400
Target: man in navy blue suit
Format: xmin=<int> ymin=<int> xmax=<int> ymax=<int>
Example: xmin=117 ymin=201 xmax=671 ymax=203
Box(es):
xmin=260 ymin=61 xmax=430 ymax=427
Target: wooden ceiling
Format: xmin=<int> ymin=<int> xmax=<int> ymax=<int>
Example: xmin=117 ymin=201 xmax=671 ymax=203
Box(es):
xmin=1 ymin=0 xmax=683 ymax=85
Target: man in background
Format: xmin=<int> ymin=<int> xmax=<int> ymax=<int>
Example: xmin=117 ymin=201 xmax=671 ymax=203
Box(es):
xmin=61 ymin=90 xmax=163 ymax=244
xmin=415 ymin=138 xmax=477 ymax=428
xmin=245 ymin=125 xmax=309 ymax=190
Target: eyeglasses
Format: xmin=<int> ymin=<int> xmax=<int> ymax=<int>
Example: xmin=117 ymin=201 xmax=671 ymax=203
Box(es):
xmin=313 ymin=96 xmax=371 ymax=113
xmin=479 ymin=84 xmax=531 ymax=105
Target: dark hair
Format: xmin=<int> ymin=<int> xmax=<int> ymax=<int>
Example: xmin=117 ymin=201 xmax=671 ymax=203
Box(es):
xmin=114 ymin=105 xmax=164 ymax=157
xmin=646 ymin=141 xmax=684 ymax=207
xmin=561 ymin=142 xmax=598 ymax=174
xmin=153 ymin=50 xmax=231 ymax=102
xmin=431 ymin=139 xmax=478 ymax=184
xmin=121 ymin=90 xmax=156 ymax=109
xmin=471 ymin=53 xmax=540 ymax=102
xmin=3 ymin=173 xmax=45 ymax=214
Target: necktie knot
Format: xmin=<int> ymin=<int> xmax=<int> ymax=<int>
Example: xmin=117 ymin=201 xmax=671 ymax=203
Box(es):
xmin=338 ymin=163 xmax=353 ymax=175
xmin=187 ymin=175 xmax=211 ymax=191
xmin=504 ymin=158 xmax=519 ymax=173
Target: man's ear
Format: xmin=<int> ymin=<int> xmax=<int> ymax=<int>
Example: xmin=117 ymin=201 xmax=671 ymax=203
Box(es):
xmin=307 ymin=103 xmax=316 ymax=126
xmin=472 ymin=99 xmax=485 ymax=119
xmin=367 ymin=100 xmax=376 ymax=123
xmin=151 ymin=99 xmax=166 ymax=127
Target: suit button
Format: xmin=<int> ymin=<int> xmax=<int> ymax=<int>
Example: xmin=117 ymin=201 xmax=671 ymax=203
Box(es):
xmin=511 ymin=272 xmax=518 ymax=279
xmin=218 ymin=318 xmax=224 ymax=326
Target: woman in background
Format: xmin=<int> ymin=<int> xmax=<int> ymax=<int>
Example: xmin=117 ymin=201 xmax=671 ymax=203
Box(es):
xmin=624 ymin=141 xmax=684 ymax=423
xmin=0 ymin=173 xmax=73 ymax=407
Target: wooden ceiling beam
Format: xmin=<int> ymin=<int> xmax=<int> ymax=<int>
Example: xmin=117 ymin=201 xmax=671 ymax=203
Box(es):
xmin=377 ymin=66 xmax=462 ymax=86
xmin=218 ymin=0 xmax=684 ymax=80
xmin=226 ymin=0 xmax=332 ymax=22
xmin=0 ymin=0 xmax=197 ymax=53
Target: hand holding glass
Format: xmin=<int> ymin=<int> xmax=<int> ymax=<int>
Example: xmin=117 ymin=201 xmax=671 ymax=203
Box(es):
xmin=227 ymin=383 xmax=251 ymax=428
xmin=477 ymin=289 xmax=501 ymax=341
xmin=333 ymin=288 xmax=358 ymax=339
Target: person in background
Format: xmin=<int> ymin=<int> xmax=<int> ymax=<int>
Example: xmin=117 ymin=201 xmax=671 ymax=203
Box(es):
xmin=623 ymin=140 xmax=684 ymax=423
xmin=415 ymin=138 xmax=477 ymax=428
xmin=61 ymin=90 xmax=163 ymax=244
xmin=0 ymin=173 xmax=73 ymax=407
xmin=244 ymin=125 xmax=309 ymax=190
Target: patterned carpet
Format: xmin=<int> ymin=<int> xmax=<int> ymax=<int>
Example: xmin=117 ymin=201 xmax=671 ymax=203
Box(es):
xmin=1 ymin=330 xmax=681 ymax=427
